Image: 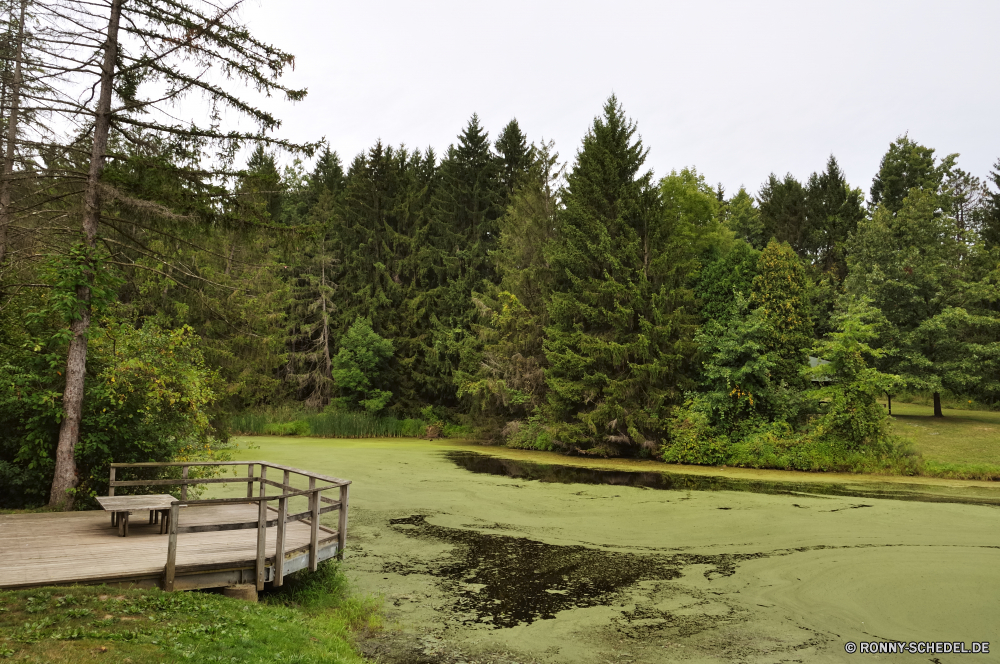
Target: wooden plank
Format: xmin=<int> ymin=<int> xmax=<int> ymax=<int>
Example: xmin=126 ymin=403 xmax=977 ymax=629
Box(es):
xmin=247 ymin=463 xmax=254 ymax=499
xmin=111 ymin=477 xmax=255 ymax=488
xmin=97 ymin=495 xmax=176 ymax=512
xmin=109 ymin=466 xmax=115 ymax=497
xmin=181 ymin=466 xmax=188 ymax=501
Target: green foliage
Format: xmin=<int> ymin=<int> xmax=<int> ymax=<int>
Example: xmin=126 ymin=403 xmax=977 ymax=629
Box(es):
xmin=331 ymin=317 xmax=394 ymax=413
xmin=847 ymin=188 xmax=1000 ymax=405
xmin=457 ymin=291 xmax=546 ymax=428
xmin=0 ymin=308 xmax=223 ymax=509
xmin=807 ymin=298 xmax=903 ymax=448
xmin=263 ymin=420 xmax=312 ymax=436
xmin=751 ymin=240 xmax=814 ymax=388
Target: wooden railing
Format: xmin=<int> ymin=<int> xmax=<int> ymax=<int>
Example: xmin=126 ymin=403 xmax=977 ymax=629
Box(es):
xmin=108 ymin=461 xmax=350 ymax=592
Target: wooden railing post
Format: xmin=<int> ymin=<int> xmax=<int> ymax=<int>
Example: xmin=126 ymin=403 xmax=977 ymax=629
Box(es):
xmin=274 ymin=491 xmax=287 ymax=587
xmin=337 ymin=484 xmax=349 ymax=560
xmin=255 ymin=497 xmax=267 ymax=591
xmin=308 ymin=477 xmax=318 ymax=572
xmin=259 ymin=465 xmax=267 ymax=498
xmin=108 ymin=466 xmax=115 ymax=497
xmin=246 ymin=463 xmax=255 ymax=499
xmin=180 ymin=465 xmax=188 ymax=501
xmin=164 ymin=503 xmax=179 ymax=591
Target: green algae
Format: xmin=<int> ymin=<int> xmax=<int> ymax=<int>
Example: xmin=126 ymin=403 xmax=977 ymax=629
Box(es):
xmin=216 ymin=437 xmax=1000 ymax=663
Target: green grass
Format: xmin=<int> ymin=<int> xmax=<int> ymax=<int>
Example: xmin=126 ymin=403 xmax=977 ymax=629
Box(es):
xmin=0 ymin=562 xmax=379 ymax=663
xmin=889 ymin=402 xmax=1000 ymax=480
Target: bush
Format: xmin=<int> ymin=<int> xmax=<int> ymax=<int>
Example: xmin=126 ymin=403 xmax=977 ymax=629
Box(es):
xmin=263 ymin=420 xmax=311 ymax=436
xmin=0 ymin=314 xmax=226 ymax=509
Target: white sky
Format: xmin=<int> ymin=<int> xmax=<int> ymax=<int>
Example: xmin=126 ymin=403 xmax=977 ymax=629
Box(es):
xmin=240 ymin=0 xmax=1000 ymax=197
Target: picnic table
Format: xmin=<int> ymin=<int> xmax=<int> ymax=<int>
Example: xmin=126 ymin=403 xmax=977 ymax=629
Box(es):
xmin=95 ymin=495 xmax=178 ymax=537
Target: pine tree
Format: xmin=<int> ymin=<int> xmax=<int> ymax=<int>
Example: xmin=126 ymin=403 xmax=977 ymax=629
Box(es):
xmin=543 ymin=96 xmax=696 ymax=455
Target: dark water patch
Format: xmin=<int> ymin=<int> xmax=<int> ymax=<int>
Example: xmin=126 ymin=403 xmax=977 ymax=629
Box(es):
xmin=386 ymin=514 xmax=764 ymax=629
xmin=445 ymin=451 xmax=1000 ymax=507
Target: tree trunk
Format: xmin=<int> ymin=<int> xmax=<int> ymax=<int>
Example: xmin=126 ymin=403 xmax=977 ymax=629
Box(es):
xmin=0 ymin=0 xmax=27 ymax=266
xmin=932 ymin=392 xmax=943 ymax=418
xmin=48 ymin=0 xmax=123 ymax=509
xmin=886 ymin=392 xmax=892 ymax=416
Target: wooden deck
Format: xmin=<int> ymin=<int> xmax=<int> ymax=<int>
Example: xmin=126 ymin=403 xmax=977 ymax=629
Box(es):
xmin=0 ymin=502 xmax=338 ymax=591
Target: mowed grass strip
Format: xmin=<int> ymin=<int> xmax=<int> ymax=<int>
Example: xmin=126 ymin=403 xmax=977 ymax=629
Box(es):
xmin=0 ymin=562 xmax=378 ymax=663
xmin=889 ymin=402 xmax=1000 ymax=479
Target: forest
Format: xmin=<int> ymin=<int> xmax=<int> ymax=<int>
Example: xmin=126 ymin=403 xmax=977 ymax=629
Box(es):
xmin=1 ymin=0 xmax=999 ymax=510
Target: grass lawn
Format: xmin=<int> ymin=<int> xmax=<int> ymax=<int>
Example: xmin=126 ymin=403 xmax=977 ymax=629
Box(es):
xmin=0 ymin=562 xmax=378 ymax=664
xmin=889 ymin=402 xmax=1000 ymax=477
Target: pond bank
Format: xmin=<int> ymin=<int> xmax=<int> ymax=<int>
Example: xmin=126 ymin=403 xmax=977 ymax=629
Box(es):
xmin=225 ymin=437 xmax=1000 ymax=663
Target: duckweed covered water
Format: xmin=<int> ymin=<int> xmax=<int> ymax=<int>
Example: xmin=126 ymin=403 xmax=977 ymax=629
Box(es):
xmin=223 ymin=437 xmax=1000 ymax=663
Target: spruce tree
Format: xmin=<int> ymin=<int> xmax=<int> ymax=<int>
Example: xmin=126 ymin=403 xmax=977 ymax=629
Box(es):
xmin=495 ymin=118 xmax=532 ymax=205
xmin=543 ymin=96 xmax=695 ymax=455
xmin=870 ymin=135 xmax=956 ymax=212
xmin=724 ymin=187 xmax=766 ymax=249
xmin=804 ymin=155 xmax=864 ymax=277
xmin=757 ymin=173 xmax=808 ymax=254
xmin=985 ymin=159 xmax=1000 ymax=249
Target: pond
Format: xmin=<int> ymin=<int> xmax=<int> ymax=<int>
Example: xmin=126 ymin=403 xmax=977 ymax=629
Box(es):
xmin=225 ymin=437 xmax=1000 ymax=663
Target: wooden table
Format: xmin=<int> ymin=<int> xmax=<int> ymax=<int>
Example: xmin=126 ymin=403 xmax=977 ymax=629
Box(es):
xmin=95 ymin=495 xmax=178 ymax=537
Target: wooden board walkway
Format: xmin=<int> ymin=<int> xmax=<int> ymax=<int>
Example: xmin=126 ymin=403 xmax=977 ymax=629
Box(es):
xmin=0 ymin=503 xmax=336 ymax=591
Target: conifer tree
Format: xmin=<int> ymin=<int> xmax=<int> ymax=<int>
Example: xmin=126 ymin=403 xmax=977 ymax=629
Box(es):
xmin=847 ymin=188 xmax=1000 ymax=416
xmin=495 ymin=118 xmax=532 ymax=205
xmin=804 ymin=155 xmax=864 ymax=277
xmin=757 ymin=173 xmax=808 ymax=253
xmin=456 ymin=141 xmax=562 ymax=431
xmin=870 ymin=136 xmax=956 ymax=212
xmin=724 ymin=187 xmax=766 ymax=249
xmin=544 ymin=96 xmax=696 ymax=455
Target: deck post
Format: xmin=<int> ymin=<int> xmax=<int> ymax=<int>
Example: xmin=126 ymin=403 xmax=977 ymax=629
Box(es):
xmin=255 ymin=497 xmax=267 ymax=591
xmin=246 ymin=463 xmax=255 ymax=499
xmin=259 ymin=465 xmax=267 ymax=498
xmin=164 ymin=503 xmax=179 ymax=591
xmin=181 ymin=465 xmax=188 ymax=501
xmin=274 ymin=492 xmax=287 ymax=587
xmin=309 ymin=477 xmax=318 ymax=572
xmin=337 ymin=484 xmax=349 ymax=560
xmin=108 ymin=466 xmax=115 ymax=497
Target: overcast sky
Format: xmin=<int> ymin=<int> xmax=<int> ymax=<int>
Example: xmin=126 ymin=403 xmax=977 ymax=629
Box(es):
xmin=239 ymin=0 xmax=1000 ymax=197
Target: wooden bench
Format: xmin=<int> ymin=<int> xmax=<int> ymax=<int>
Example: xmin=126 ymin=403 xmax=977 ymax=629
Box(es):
xmin=95 ymin=495 xmax=178 ymax=537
